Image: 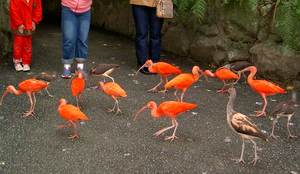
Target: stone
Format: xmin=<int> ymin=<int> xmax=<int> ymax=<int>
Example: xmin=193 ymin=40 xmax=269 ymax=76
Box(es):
xmin=227 ymin=49 xmax=250 ymax=62
xmin=250 ymin=43 xmax=300 ymax=81
xmin=162 ymin=25 xmax=191 ymax=56
xmin=213 ymin=51 xmax=227 ymax=65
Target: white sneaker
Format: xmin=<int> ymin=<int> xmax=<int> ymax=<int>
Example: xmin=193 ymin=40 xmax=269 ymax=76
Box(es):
xmin=23 ymin=64 xmax=31 ymax=71
xmin=14 ymin=63 xmax=23 ymax=71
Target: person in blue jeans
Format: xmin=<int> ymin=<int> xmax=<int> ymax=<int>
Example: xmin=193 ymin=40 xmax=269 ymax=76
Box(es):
xmin=61 ymin=0 xmax=92 ymax=78
xmin=130 ymin=1 xmax=164 ymax=74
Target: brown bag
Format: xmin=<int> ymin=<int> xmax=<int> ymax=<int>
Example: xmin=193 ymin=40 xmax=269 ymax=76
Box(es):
xmin=156 ymin=0 xmax=173 ymax=19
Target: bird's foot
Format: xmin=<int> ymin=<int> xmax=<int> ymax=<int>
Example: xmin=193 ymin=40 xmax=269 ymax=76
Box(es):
xmin=249 ymin=156 xmax=260 ymax=166
xmin=68 ymin=134 xmax=79 ymax=140
xmin=232 ymin=158 xmax=245 ymax=164
xmin=22 ymin=111 xmax=35 ymax=118
xmin=254 ymin=111 xmax=266 ymax=117
xmin=269 ymin=134 xmax=278 ymax=139
xmin=48 ymin=94 xmax=54 ymax=98
xmin=288 ymin=134 xmax=297 ymax=139
xmin=108 ymin=108 xmax=115 ymax=113
xmin=153 ymin=130 xmax=164 ymax=137
xmin=114 ymin=109 xmax=122 ymax=116
xmin=164 ymin=135 xmax=178 ymax=142
xmin=158 ymin=89 xmax=167 ymax=93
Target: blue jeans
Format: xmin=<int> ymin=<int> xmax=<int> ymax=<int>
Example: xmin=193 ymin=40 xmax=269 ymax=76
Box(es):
xmin=132 ymin=5 xmax=164 ymax=66
xmin=61 ymin=6 xmax=91 ymax=64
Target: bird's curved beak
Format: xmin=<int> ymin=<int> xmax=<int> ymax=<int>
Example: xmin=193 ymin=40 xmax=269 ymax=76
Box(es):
xmin=134 ymin=105 xmax=148 ymax=121
xmin=200 ymin=70 xmax=209 ymax=82
xmin=135 ymin=63 xmax=147 ymax=76
xmin=0 ymin=91 xmax=8 ymax=106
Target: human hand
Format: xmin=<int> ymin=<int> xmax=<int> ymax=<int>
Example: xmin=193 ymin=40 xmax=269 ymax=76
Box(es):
xmin=32 ymin=21 xmax=36 ymax=31
xmin=18 ymin=24 xmax=24 ymax=34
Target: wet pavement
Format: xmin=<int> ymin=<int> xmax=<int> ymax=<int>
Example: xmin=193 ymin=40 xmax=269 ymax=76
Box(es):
xmin=0 ymin=24 xmax=299 ymax=174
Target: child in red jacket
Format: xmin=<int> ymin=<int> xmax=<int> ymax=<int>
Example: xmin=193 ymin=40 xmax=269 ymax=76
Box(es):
xmin=9 ymin=0 xmax=42 ymax=71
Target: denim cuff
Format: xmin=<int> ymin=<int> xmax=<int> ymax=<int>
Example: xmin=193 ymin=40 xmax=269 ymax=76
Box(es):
xmin=61 ymin=58 xmax=74 ymax=64
xmin=75 ymin=57 xmax=87 ymax=63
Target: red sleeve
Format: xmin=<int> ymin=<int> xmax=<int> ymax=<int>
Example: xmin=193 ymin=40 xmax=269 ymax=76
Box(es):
xmin=32 ymin=0 xmax=43 ymax=24
xmin=9 ymin=0 xmax=23 ymax=27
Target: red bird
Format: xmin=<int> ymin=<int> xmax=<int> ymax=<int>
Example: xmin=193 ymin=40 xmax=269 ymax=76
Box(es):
xmin=136 ymin=59 xmax=182 ymax=92
xmin=164 ymin=66 xmax=203 ymax=102
xmin=57 ymin=98 xmax=89 ymax=140
xmin=0 ymin=79 xmax=50 ymax=117
xmin=134 ymin=101 xmax=197 ymax=141
xmin=71 ymin=72 xmax=85 ymax=107
xmin=204 ymin=67 xmax=239 ymax=92
xmin=239 ymin=66 xmax=286 ymax=117
xmin=99 ymin=81 xmax=127 ymax=115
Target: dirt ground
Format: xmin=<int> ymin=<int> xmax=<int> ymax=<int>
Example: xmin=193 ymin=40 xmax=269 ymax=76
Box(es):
xmin=0 ymin=24 xmax=299 ymax=174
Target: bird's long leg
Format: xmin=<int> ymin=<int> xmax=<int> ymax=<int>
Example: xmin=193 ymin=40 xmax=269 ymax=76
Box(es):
xmin=57 ymin=122 xmax=72 ymax=129
xmin=45 ymin=88 xmax=54 ymax=97
xmin=180 ymin=89 xmax=187 ymax=102
xmin=174 ymin=90 xmax=179 ymax=101
xmin=159 ymin=76 xmax=168 ymax=93
xmin=23 ymin=92 xmax=34 ymax=117
xmin=165 ymin=118 xmax=179 ymax=141
xmin=103 ymin=73 xmax=115 ymax=83
xmin=32 ymin=93 xmax=37 ymax=115
xmin=76 ymin=96 xmax=79 ymax=108
xmin=114 ymin=98 xmax=122 ymax=116
xmin=249 ymin=139 xmax=259 ymax=166
xmin=108 ymin=98 xmax=117 ymax=113
xmin=68 ymin=121 xmax=79 ymax=140
xmin=270 ymin=117 xmax=278 ymax=139
xmin=255 ymin=94 xmax=267 ymax=117
xmin=233 ymin=137 xmax=246 ymax=164
xmin=154 ymin=119 xmax=175 ymax=137
xmin=148 ymin=76 xmax=163 ymax=92
xmin=287 ymin=115 xmax=297 ymax=139
xmin=217 ymin=80 xmax=227 ymax=93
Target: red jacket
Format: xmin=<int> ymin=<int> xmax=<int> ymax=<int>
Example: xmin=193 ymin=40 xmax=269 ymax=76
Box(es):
xmin=10 ymin=0 xmax=42 ymax=32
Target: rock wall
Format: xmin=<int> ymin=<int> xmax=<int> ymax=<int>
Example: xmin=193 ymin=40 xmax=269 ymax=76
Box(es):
xmin=5 ymin=0 xmax=300 ymax=86
xmin=0 ymin=0 xmax=12 ymax=63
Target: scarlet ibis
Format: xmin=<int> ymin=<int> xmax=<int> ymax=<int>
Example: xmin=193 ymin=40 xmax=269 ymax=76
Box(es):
xmin=134 ymin=101 xmax=197 ymax=141
xmin=0 ymin=79 xmax=50 ymax=117
xmin=226 ymin=87 xmax=268 ymax=165
xmin=238 ymin=66 xmax=286 ymax=117
xmin=33 ymin=72 xmax=56 ymax=97
xmin=136 ymin=60 xmax=182 ymax=92
xmin=164 ymin=66 xmax=203 ymax=102
xmin=99 ymin=81 xmax=127 ymax=115
xmin=71 ymin=71 xmax=85 ymax=108
xmin=90 ymin=64 xmax=120 ymax=82
xmin=57 ymin=98 xmax=89 ymax=140
xmin=204 ymin=67 xmax=239 ymax=92
xmin=269 ymin=89 xmax=297 ymax=139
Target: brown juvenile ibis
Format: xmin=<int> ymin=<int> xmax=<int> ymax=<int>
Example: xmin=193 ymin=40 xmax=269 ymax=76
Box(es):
xmin=269 ymin=88 xmax=298 ymax=139
xmin=226 ymin=87 xmax=268 ymax=165
xmin=90 ymin=64 xmax=120 ymax=83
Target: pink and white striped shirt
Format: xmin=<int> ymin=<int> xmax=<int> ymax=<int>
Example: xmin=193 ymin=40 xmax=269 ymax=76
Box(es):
xmin=61 ymin=0 xmax=92 ymax=13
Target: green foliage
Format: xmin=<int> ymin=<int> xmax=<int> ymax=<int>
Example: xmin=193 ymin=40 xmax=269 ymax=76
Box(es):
xmin=173 ymin=0 xmax=207 ymax=26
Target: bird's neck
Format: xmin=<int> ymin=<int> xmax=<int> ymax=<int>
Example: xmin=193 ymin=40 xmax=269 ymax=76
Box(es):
xmin=226 ymin=93 xmax=236 ymax=120
xmin=8 ymin=86 xmax=23 ymax=96
xmin=193 ymin=72 xmax=201 ymax=81
xmin=247 ymin=69 xmax=256 ymax=83
xmin=150 ymin=105 xmax=161 ymax=118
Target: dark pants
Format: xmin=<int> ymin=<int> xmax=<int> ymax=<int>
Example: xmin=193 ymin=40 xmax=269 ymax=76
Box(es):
xmin=132 ymin=5 xmax=164 ymax=66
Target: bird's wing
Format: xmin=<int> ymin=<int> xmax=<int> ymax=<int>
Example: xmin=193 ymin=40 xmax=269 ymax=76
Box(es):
xmin=165 ymin=74 xmax=194 ymax=89
xmin=58 ymin=104 xmax=89 ymax=121
xmin=269 ymin=100 xmax=295 ymax=117
xmin=251 ymin=80 xmax=285 ymax=94
xmin=159 ymin=101 xmax=197 ymax=116
xmin=215 ymin=68 xmax=239 ymax=80
xmin=155 ymin=62 xmax=181 ymax=75
xmin=103 ymin=82 xmax=127 ymax=97
xmin=19 ymin=79 xmax=47 ymax=92
xmin=231 ymin=113 xmax=267 ymax=140
xmin=71 ymin=78 xmax=85 ymax=96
